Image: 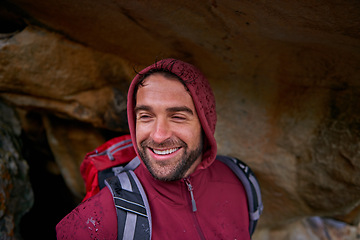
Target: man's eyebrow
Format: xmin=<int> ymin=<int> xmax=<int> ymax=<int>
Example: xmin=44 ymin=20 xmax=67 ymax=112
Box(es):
xmin=166 ymin=106 xmax=194 ymax=115
xmin=134 ymin=105 xmax=152 ymax=113
xmin=134 ymin=105 xmax=194 ymax=115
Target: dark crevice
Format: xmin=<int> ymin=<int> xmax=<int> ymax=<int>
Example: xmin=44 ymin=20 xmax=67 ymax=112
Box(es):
xmin=18 ymin=112 xmax=81 ymax=240
xmin=0 ymin=2 xmax=27 ymax=36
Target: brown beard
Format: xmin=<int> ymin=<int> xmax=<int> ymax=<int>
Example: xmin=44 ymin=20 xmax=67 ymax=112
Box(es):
xmin=137 ymin=137 xmax=203 ymax=181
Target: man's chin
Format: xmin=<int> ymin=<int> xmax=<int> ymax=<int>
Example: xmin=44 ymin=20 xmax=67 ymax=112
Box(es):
xmin=146 ymin=162 xmax=182 ymax=181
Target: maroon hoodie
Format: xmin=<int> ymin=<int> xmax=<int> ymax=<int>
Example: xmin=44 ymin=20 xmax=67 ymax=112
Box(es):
xmin=56 ymin=59 xmax=249 ymax=240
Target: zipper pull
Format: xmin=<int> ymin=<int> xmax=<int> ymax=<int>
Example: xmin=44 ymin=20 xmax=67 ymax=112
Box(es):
xmin=184 ymin=178 xmax=197 ymax=212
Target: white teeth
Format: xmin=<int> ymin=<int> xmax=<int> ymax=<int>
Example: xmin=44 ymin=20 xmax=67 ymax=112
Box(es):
xmin=153 ymin=148 xmax=179 ymax=155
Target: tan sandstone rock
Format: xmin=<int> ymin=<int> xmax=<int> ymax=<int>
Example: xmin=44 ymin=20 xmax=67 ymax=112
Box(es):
xmin=0 ymin=26 xmax=133 ymax=130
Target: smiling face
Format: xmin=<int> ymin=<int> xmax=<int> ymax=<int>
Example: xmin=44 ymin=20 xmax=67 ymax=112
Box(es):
xmin=135 ymin=73 xmax=203 ymax=181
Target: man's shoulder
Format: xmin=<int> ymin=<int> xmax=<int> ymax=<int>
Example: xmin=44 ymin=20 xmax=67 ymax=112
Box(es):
xmin=206 ymin=158 xmax=242 ymax=183
xmin=56 ymin=187 xmax=117 ymax=239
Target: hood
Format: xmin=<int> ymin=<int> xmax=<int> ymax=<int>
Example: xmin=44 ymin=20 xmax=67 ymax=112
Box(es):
xmin=127 ymin=58 xmax=217 ymax=170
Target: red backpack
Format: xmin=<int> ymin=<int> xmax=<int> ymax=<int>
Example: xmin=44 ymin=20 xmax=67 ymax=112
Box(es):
xmin=80 ymin=134 xmax=137 ymax=201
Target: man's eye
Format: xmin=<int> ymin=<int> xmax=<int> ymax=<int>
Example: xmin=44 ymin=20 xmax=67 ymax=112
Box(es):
xmin=138 ymin=114 xmax=152 ymax=120
xmin=172 ymin=115 xmax=186 ymax=121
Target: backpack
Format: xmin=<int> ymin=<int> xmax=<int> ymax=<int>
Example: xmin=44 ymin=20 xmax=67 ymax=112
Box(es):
xmin=80 ymin=135 xmax=263 ymax=239
xmin=80 ymin=134 xmax=137 ymax=201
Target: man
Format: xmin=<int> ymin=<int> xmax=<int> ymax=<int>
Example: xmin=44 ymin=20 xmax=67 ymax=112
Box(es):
xmin=56 ymin=59 xmax=250 ymax=239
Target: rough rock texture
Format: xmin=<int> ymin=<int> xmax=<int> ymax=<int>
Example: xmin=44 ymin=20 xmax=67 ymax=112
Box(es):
xmin=254 ymin=217 xmax=359 ymax=240
xmin=0 ymin=26 xmax=132 ymax=130
xmin=0 ymin=0 xmax=359 ymax=239
xmin=42 ymin=114 xmax=108 ymax=198
xmin=0 ymin=102 xmax=33 ymax=239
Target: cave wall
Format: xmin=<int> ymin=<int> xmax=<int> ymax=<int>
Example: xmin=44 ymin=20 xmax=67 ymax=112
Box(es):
xmin=0 ymin=0 xmax=359 ymax=239
xmin=0 ymin=101 xmax=33 ymax=239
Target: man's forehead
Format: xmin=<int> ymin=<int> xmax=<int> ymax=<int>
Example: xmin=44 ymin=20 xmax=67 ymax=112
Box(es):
xmin=135 ymin=74 xmax=198 ymax=115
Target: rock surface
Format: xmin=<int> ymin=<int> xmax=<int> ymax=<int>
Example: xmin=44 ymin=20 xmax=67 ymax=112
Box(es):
xmin=254 ymin=217 xmax=359 ymax=240
xmin=0 ymin=0 xmax=359 ymax=239
xmin=0 ymin=102 xmax=33 ymax=239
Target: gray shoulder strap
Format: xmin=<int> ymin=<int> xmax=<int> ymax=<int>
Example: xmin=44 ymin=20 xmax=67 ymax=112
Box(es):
xmin=105 ymin=158 xmax=152 ymax=240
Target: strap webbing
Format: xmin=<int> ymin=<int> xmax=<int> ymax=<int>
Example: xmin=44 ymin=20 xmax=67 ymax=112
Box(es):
xmin=105 ymin=157 xmax=151 ymax=240
xmin=123 ymin=211 xmax=137 ymax=240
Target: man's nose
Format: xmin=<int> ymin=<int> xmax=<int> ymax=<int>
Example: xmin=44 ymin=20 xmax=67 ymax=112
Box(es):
xmin=150 ymin=118 xmax=171 ymax=143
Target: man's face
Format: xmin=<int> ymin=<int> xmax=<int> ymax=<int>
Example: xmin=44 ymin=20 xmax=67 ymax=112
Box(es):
xmin=135 ymin=73 xmax=203 ymax=181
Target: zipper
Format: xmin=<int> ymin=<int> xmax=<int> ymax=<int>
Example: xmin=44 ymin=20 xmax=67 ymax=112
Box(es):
xmin=184 ymin=178 xmax=206 ymax=240
xmin=184 ymin=178 xmax=197 ymax=212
